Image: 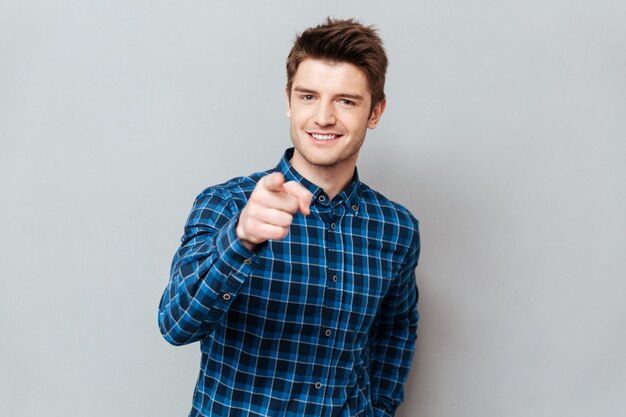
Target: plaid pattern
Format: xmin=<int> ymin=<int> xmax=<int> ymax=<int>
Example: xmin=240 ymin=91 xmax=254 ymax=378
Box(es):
xmin=159 ymin=149 xmax=420 ymax=417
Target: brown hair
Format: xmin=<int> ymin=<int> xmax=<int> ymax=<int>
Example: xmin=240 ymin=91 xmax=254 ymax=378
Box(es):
xmin=286 ymin=18 xmax=388 ymax=112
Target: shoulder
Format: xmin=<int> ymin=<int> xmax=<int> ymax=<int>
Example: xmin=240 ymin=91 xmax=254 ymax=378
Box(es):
xmin=359 ymin=182 xmax=419 ymax=231
xmin=358 ymin=182 xmax=420 ymax=257
xmin=184 ymin=168 xmax=273 ymax=229
xmin=194 ymin=168 xmax=274 ymax=207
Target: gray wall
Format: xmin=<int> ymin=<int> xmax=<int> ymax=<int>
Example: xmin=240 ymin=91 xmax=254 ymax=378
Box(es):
xmin=1 ymin=1 xmax=624 ymax=416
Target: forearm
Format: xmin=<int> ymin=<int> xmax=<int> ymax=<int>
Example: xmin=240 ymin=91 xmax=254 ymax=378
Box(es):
xmin=158 ymin=192 xmax=257 ymax=345
xmin=369 ymin=230 xmax=420 ymax=415
xmin=369 ymin=285 xmax=419 ymax=415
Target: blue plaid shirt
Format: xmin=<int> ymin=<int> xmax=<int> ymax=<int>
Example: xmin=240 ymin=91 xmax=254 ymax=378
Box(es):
xmin=159 ymin=149 xmax=420 ymax=417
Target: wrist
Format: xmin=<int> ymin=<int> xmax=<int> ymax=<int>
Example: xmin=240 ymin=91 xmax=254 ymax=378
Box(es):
xmin=235 ymin=218 xmax=258 ymax=251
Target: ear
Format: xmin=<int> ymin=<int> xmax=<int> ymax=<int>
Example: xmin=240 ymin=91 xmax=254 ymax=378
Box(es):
xmin=285 ymin=87 xmax=291 ymax=118
xmin=367 ymin=99 xmax=386 ymax=129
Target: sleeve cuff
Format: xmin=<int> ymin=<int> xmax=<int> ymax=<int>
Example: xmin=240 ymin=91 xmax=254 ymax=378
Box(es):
xmin=202 ymin=215 xmax=259 ymax=316
xmin=214 ymin=214 xmax=258 ymax=276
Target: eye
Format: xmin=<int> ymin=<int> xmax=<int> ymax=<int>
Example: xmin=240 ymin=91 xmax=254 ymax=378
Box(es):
xmin=339 ymin=98 xmax=355 ymax=107
xmin=301 ymin=94 xmax=315 ymax=101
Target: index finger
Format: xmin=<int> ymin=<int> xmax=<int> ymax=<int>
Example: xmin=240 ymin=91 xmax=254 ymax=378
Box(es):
xmin=259 ymin=172 xmax=286 ymax=192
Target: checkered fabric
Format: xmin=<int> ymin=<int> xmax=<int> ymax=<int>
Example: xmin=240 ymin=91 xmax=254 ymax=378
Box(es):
xmin=159 ymin=148 xmax=420 ymax=417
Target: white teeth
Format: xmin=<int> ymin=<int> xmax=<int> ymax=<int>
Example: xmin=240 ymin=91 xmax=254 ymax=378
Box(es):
xmin=311 ymin=133 xmax=337 ymax=141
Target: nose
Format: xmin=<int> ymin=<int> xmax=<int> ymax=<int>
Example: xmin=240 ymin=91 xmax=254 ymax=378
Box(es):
xmin=314 ymin=101 xmax=336 ymax=126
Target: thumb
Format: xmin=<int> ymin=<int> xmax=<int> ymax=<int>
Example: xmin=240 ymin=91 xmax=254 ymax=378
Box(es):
xmin=283 ymin=181 xmax=312 ymax=216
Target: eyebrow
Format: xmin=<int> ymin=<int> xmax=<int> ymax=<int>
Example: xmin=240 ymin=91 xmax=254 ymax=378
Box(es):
xmin=293 ymin=87 xmax=364 ymax=101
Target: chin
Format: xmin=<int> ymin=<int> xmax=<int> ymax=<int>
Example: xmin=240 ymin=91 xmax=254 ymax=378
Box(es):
xmin=303 ymin=150 xmax=355 ymax=168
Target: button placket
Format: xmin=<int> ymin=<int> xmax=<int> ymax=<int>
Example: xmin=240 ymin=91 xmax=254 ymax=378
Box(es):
xmin=316 ymin=209 xmax=343 ymax=395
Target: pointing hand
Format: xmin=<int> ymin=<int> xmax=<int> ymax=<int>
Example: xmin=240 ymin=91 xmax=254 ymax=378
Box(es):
xmin=236 ymin=172 xmax=312 ymax=250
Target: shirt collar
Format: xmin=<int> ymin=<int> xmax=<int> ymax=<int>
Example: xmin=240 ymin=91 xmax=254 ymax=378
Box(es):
xmin=275 ymin=148 xmax=362 ymax=213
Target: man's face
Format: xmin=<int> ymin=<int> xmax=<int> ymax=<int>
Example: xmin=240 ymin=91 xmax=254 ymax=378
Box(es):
xmin=286 ymin=59 xmax=385 ymax=176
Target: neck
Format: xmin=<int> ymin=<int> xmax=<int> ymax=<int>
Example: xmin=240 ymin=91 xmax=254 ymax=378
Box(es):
xmin=290 ymin=153 xmax=357 ymax=201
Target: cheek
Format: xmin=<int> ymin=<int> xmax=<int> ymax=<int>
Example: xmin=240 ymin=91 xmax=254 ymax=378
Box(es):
xmin=290 ymin=107 xmax=311 ymax=125
xmin=346 ymin=114 xmax=370 ymax=132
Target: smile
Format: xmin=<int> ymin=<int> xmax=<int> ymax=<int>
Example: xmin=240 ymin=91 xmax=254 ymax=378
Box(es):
xmin=309 ymin=133 xmax=340 ymax=141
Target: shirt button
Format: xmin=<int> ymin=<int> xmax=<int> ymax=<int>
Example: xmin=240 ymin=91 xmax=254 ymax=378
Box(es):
xmin=318 ymin=195 xmax=326 ymax=202
xmin=314 ymin=382 xmax=322 ymax=389
xmin=352 ymin=204 xmax=358 ymax=212
xmin=332 ymin=275 xmax=338 ymax=283
xmin=325 ymin=329 xmax=332 ymax=337
xmin=222 ymin=293 xmax=231 ymax=301
xmin=244 ymin=259 xmax=252 ymax=265
xmin=330 ymin=223 xmax=336 ymax=230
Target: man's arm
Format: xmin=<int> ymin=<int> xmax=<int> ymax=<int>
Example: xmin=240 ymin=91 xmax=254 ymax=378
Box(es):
xmin=368 ymin=224 xmax=420 ymax=417
xmin=158 ymin=173 xmax=311 ymax=346
xmin=158 ymin=189 xmax=256 ymax=346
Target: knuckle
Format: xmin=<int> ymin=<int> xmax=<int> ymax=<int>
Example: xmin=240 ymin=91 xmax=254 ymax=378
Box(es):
xmin=279 ymin=213 xmax=293 ymax=227
xmin=267 ymin=226 xmax=288 ymax=241
xmin=277 ymin=227 xmax=290 ymax=240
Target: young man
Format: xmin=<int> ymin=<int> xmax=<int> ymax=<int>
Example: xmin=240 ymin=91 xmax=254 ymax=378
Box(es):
xmin=159 ymin=18 xmax=420 ymax=417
